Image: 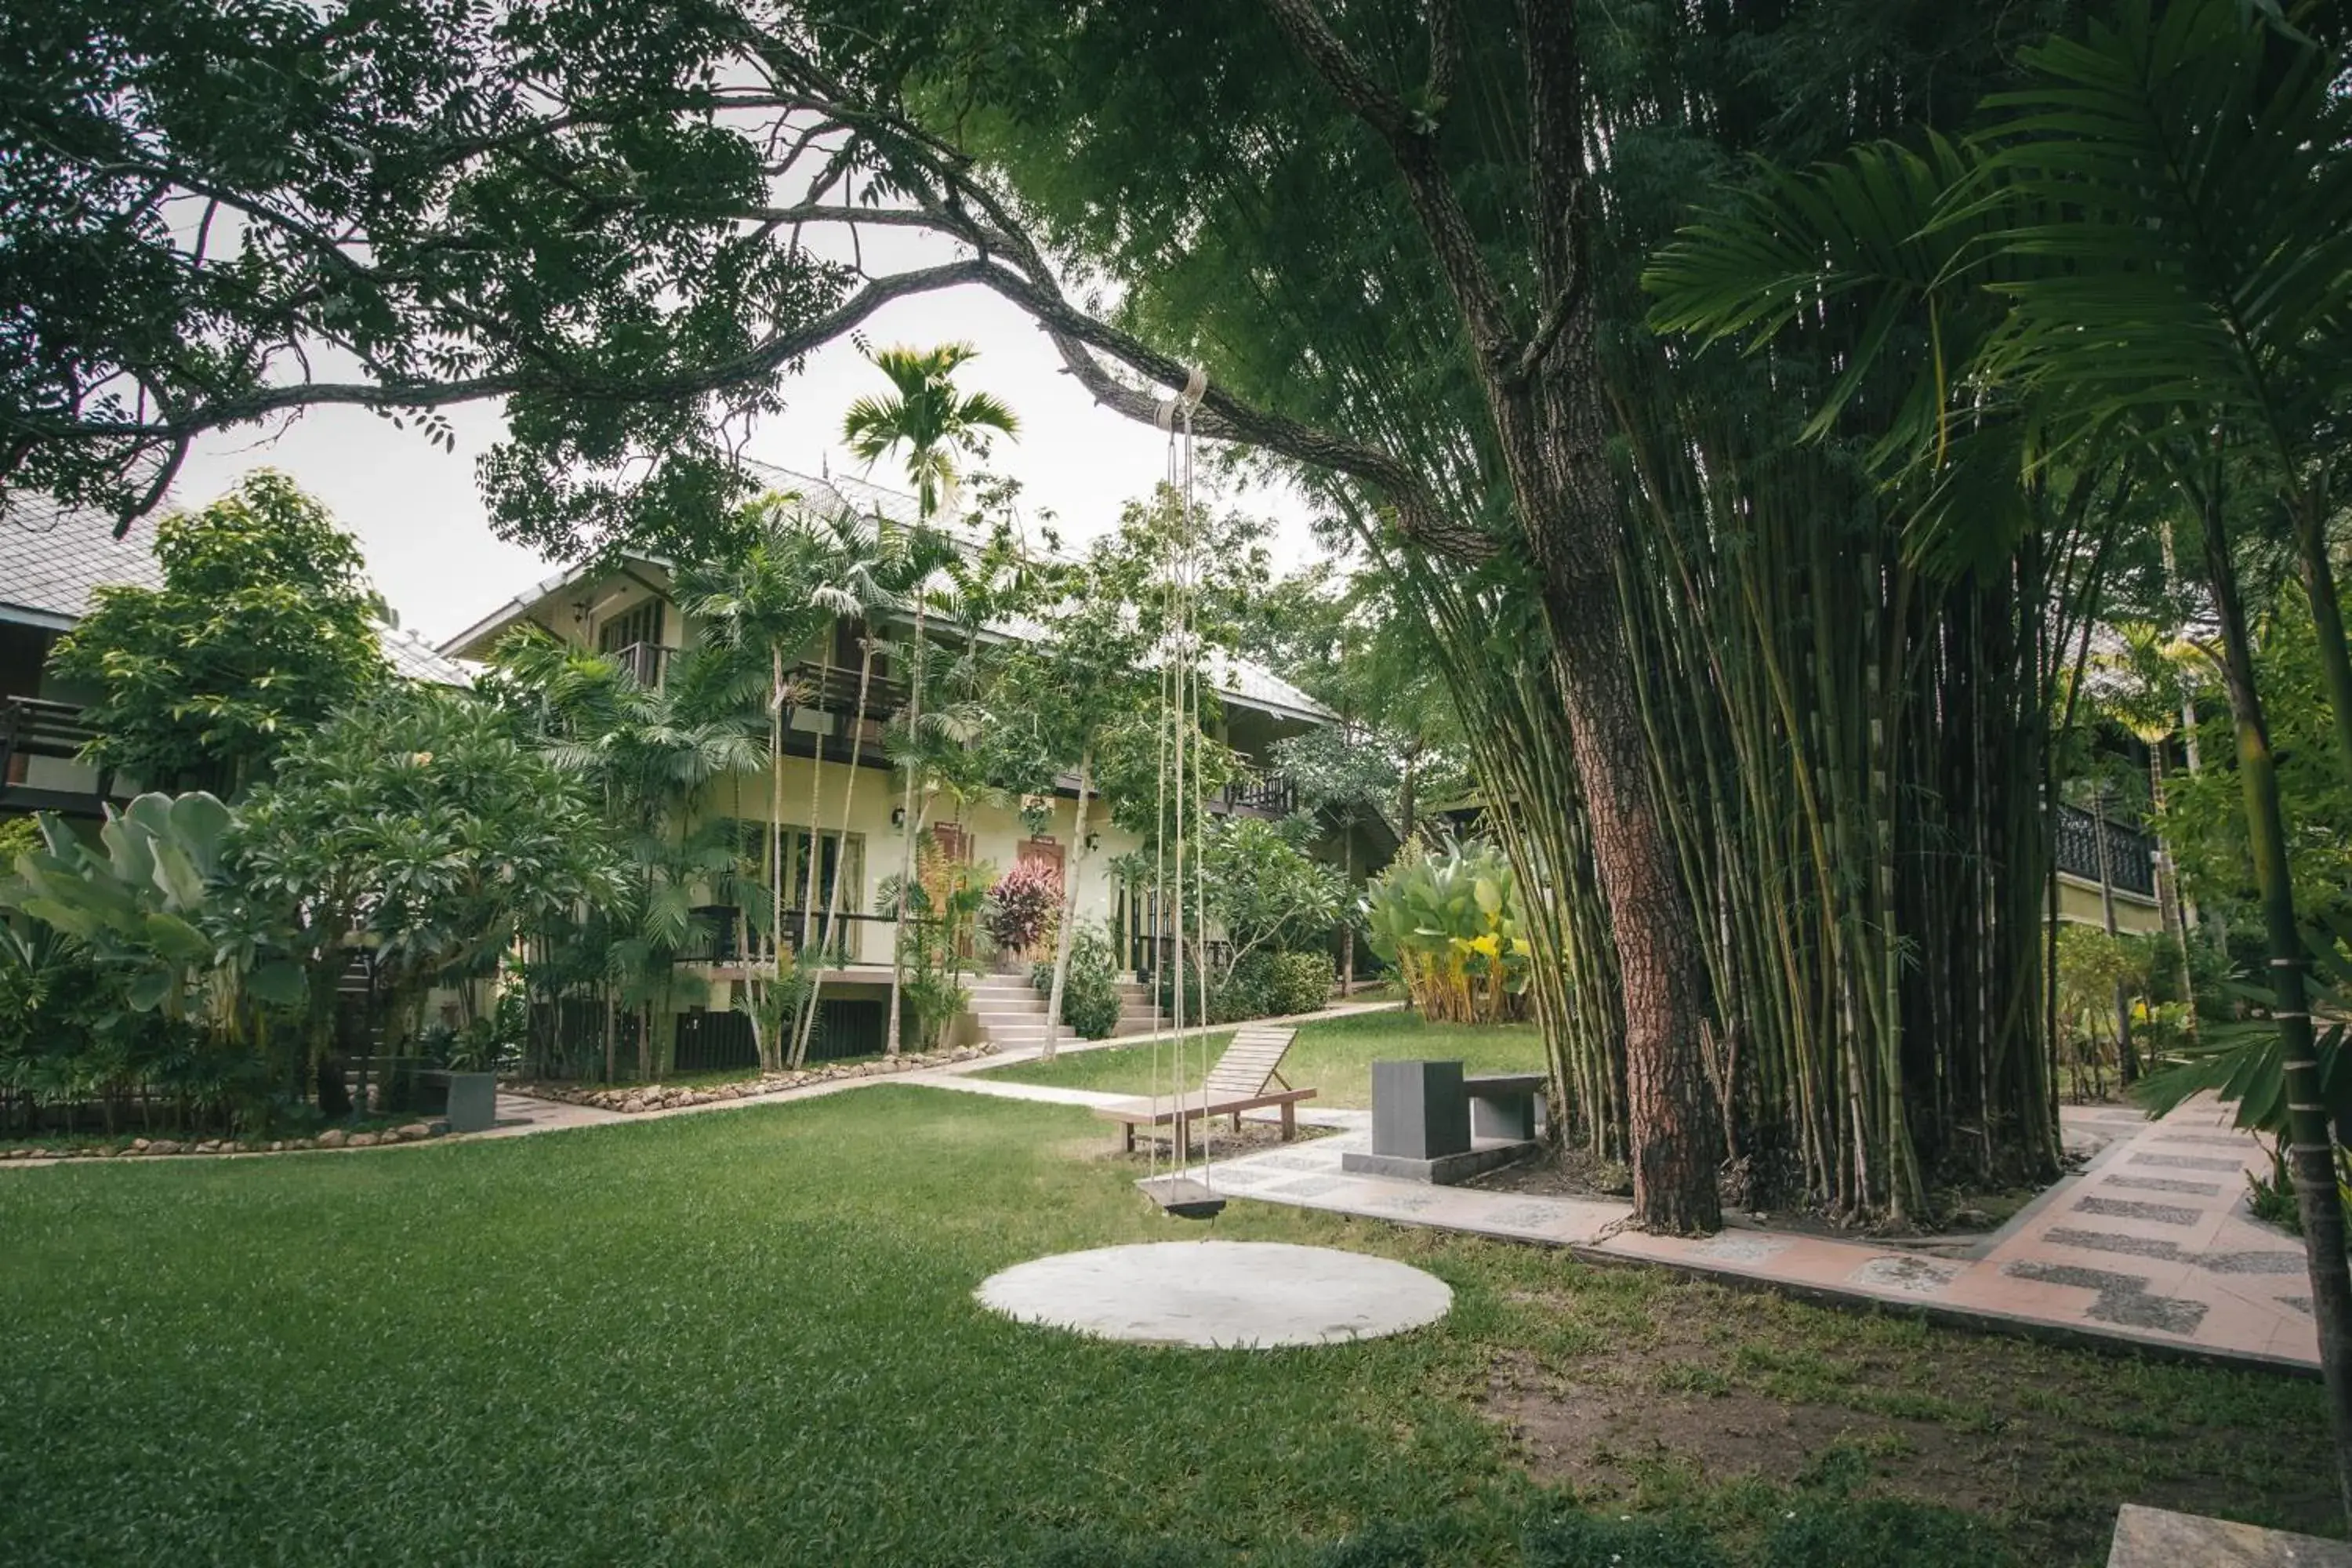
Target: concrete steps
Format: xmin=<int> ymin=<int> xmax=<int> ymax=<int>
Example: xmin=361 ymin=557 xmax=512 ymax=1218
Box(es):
xmin=964 ymin=975 xmax=1167 ymax=1050
xmin=966 ymin=976 xmax=1052 ymax=1051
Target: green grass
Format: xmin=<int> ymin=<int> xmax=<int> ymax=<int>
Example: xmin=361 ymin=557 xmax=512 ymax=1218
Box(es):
xmin=977 ymin=1009 xmax=1545 ymax=1108
xmin=0 ymin=1084 xmax=2336 ymax=1566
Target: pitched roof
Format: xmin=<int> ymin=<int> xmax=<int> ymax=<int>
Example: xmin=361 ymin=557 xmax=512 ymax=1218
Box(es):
xmin=0 ymin=494 xmax=473 ymax=687
xmin=378 ymin=623 xmax=480 ymax=688
xmin=437 ymin=463 xmax=1338 ymax=722
xmin=0 ymin=493 xmax=167 ymax=628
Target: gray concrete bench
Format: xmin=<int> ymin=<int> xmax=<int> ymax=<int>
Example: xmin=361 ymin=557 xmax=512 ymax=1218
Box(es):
xmin=1341 ymin=1060 xmax=1544 ymax=1185
xmin=1465 ymin=1072 xmax=1544 ymax=1142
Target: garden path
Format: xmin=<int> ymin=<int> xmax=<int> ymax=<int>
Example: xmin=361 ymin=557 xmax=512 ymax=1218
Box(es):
xmin=1172 ymin=1095 xmax=2320 ymax=1374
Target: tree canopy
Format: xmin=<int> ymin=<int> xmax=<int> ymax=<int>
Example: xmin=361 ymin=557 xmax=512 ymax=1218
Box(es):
xmin=47 ymin=470 xmax=386 ymax=794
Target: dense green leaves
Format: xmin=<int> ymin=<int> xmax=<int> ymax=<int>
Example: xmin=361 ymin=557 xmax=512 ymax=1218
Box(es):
xmin=47 ymin=471 xmax=386 ymax=793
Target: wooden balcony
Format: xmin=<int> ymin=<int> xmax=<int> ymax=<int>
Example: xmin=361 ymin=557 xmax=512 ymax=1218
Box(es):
xmin=1219 ymin=767 xmax=1298 ymax=818
xmin=786 ymin=661 xmax=909 ymax=721
xmin=1 ymin=695 xmax=112 ymax=815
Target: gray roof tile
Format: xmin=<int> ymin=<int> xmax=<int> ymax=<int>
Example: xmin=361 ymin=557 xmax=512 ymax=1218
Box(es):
xmin=0 ymin=494 xmax=470 ymax=686
xmin=0 ymin=494 xmax=167 ymax=623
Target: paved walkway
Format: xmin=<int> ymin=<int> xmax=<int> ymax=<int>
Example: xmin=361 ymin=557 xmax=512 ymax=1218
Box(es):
xmin=1 ymin=1000 xmax=1406 ymax=1166
xmin=1166 ymin=1095 xmax=2318 ymax=1373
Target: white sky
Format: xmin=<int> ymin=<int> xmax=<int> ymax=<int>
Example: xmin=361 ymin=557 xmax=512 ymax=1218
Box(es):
xmin=171 ymin=281 xmax=1324 ymax=644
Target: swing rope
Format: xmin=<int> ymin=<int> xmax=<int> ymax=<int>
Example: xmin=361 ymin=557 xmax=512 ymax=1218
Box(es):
xmin=1146 ymin=367 xmax=1210 ymax=1210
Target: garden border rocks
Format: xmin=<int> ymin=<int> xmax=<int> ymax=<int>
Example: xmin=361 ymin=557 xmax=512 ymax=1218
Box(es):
xmin=508 ymin=1042 xmax=999 ymax=1115
xmin=1 ymin=1121 xmax=448 ymax=1162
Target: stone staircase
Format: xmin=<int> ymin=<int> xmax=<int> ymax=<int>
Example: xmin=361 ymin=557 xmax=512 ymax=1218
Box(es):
xmin=964 ymin=975 xmax=1164 ymax=1053
xmin=966 ymin=975 xmax=1054 ymax=1054
xmin=1112 ymin=980 xmax=1163 ymax=1037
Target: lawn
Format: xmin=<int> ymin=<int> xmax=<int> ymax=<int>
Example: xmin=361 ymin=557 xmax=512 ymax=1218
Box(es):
xmin=977 ymin=1008 xmax=1547 ymax=1108
xmin=0 ymin=1083 xmax=2336 ymax=1566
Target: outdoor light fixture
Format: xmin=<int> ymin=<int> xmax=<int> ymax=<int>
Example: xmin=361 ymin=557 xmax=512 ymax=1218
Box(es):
xmin=891 ymin=806 xmax=907 ymax=827
xmin=1084 ymin=831 xmax=1101 ymax=852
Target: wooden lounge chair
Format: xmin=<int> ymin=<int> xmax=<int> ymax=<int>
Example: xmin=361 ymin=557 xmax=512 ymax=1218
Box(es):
xmin=1094 ymin=1025 xmax=1318 ymax=1152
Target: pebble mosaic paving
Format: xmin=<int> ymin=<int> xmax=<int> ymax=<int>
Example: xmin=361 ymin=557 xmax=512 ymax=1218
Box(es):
xmin=1171 ymin=1093 xmax=2320 ymax=1370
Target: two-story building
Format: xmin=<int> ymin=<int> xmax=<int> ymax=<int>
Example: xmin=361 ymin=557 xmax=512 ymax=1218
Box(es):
xmin=436 ymin=464 xmax=1396 ymax=1047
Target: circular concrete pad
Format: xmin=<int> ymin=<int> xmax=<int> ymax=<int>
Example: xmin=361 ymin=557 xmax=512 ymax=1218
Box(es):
xmin=976 ymin=1240 xmax=1452 ymax=1348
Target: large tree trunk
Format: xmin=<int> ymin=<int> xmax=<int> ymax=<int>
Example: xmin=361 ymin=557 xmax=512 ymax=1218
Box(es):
xmin=1260 ymin=0 xmax=1722 ymax=1228
xmin=1531 ymin=569 xmax=1722 ymax=1232
xmin=1041 ymin=750 xmax=1093 ymax=1062
xmin=2198 ymin=475 xmax=2352 ymax=1519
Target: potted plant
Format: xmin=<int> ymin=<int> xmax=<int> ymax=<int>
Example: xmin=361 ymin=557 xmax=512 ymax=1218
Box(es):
xmin=437 ymin=1013 xmax=503 ymax=1133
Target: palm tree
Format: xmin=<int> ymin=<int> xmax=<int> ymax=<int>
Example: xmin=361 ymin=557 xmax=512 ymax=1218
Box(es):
xmin=841 ymin=343 xmax=1018 ymax=1056
xmin=676 ymin=496 xmax=840 ymax=1071
xmin=492 ymin=629 xmax=764 ymax=1079
xmin=1646 ymin=0 xmax=2352 ymax=1510
xmin=787 ymin=506 xmax=951 ymax=1067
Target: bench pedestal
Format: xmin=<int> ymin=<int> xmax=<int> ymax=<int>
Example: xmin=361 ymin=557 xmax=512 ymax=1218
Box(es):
xmin=1341 ymin=1061 xmax=1543 ymax=1185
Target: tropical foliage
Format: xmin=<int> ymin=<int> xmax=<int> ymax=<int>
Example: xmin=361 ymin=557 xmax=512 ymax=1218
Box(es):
xmin=47 ymin=471 xmax=386 ymax=795
xmin=1362 ymin=837 xmax=1530 ymax=1026
xmin=980 ymin=860 xmax=1060 ymax=958
xmin=1030 ymin=920 xmax=1122 ymax=1041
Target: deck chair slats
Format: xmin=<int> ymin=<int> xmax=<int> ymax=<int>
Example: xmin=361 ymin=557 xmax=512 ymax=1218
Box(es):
xmin=1198 ymin=1026 xmax=1298 ymax=1097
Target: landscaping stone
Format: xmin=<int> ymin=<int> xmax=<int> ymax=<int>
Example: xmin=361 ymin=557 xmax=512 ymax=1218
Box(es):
xmin=503 ymin=1042 xmax=1000 ymax=1116
xmin=348 ymin=1132 xmax=379 ymax=1148
xmin=316 ymin=1130 xmax=347 ymax=1149
xmin=130 ymin=1138 xmax=151 ymax=1152
xmin=397 ymin=1123 xmax=433 ymax=1142
xmin=978 ymin=1240 xmax=1454 ymax=1349
xmin=2107 ymin=1502 xmax=2352 ymax=1566
xmin=149 ymin=1140 xmax=182 ymax=1156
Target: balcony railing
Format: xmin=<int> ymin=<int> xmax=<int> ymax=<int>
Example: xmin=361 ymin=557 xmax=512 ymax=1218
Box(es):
xmin=2055 ymin=803 xmax=2156 ymax=898
xmin=676 ymin=905 xmax=895 ymax=967
xmin=1220 ymin=768 xmax=1297 ymax=817
xmin=1 ymin=695 xmax=102 ymax=789
xmin=786 ymin=661 xmax=909 ymax=722
xmin=608 ymin=641 xmax=670 ymax=688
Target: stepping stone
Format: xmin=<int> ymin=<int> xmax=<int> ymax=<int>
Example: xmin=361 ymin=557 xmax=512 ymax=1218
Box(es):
xmin=975 ymin=1240 xmax=1452 ymax=1348
xmin=2107 ymin=1502 xmax=2352 ymax=1566
xmin=2004 ymin=1261 xmax=2208 ymax=1334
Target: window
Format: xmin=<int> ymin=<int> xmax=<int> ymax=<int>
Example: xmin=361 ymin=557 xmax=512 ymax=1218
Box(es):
xmin=735 ymin=822 xmax=863 ymax=913
xmin=597 ymin=597 xmax=665 ymax=655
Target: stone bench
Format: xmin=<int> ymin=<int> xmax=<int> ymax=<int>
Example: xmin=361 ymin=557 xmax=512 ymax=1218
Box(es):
xmin=1341 ymin=1060 xmax=1545 ymax=1185
xmin=1465 ymin=1072 xmax=1545 ymax=1142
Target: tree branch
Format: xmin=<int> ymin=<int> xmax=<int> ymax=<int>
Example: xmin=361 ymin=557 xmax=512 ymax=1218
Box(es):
xmin=31 ymin=260 xmax=1003 ymax=440
xmin=1259 ymin=0 xmax=1520 ymax=368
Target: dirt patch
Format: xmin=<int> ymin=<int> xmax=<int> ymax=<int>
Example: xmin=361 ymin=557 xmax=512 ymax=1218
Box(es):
xmin=1483 ymin=1345 xmax=2017 ymax=1519
xmin=1473 ymin=1279 xmax=2342 ymax=1563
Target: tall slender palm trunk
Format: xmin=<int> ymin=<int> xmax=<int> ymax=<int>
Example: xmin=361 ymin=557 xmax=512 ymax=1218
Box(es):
xmin=886 ymin=598 xmax=929 ymax=1058
xmin=793 ymin=639 xmax=876 ymax=1067
xmin=758 ymin=644 xmax=786 ymax=1072
xmin=1040 ymin=750 xmax=1093 ymax=1062
xmin=2196 ymin=474 xmax=2352 ymax=1518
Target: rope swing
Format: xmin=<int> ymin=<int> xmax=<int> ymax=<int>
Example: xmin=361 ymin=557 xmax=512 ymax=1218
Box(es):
xmin=1142 ymin=366 xmax=1225 ymax=1221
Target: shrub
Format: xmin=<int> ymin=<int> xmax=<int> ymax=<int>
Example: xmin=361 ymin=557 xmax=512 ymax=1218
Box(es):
xmin=1265 ymin=951 xmax=1334 ymax=1016
xmin=1032 ymin=921 xmax=1122 ymax=1040
xmin=982 ymin=860 xmax=1062 ymax=956
xmin=1361 ymin=835 xmax=1530 ymax=1024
